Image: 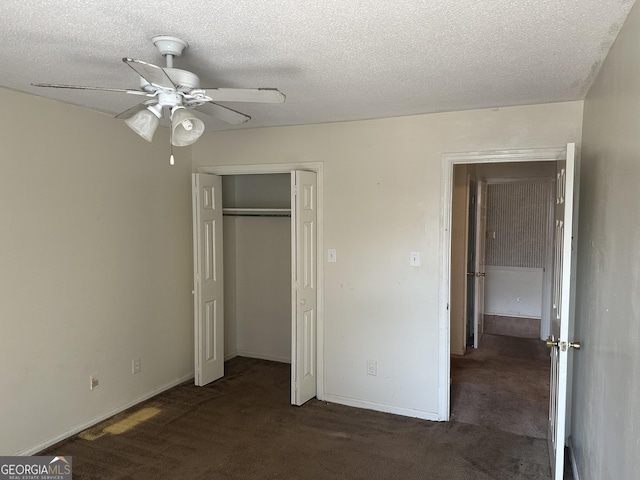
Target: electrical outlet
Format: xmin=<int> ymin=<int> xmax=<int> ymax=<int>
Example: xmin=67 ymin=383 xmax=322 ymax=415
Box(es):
xmin=90 ymin=374 xmax=99 ymax=390
xmin=367 ymin=360 xmax=377 ymax=376
xmin=132 ymin=358 xmax=141 ymax=374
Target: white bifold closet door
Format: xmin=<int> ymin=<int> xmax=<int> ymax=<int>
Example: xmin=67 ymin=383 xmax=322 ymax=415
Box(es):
xmin=192 ymin=173 xmax=224 ymax=387
xmin=291 ymin=170 xmax=317 ymax=406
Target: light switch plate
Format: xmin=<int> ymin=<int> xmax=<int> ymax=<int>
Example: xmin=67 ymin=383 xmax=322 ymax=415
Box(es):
xmin=328 ymin=248 xmax=337 ymax=263
xmin=410 ymin=252 xmax=420 ymax=267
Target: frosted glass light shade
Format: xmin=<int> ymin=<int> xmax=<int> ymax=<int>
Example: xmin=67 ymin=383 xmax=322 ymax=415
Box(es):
xmin=171 ymin=107 xmax=204 ymax=146
xmin=124 ymin=109 xmax=160 ymax=142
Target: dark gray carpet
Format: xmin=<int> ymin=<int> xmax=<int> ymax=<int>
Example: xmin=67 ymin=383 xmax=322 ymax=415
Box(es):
xmin=41 ymin=353 xmax=551 ymax=479
xmin=450 ymin=334 xmax=551 ymax=439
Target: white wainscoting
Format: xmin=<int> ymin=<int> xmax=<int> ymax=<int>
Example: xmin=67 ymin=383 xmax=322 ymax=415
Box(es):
xmin=484 ymin=266 xmax=543 ymax=318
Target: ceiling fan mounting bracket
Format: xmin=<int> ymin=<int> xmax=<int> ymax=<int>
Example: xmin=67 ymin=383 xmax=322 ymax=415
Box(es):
xmin=152 ymin=36 xmax=188 ymax=58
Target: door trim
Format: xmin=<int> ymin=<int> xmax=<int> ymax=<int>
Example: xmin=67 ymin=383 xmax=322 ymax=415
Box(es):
xmin=196 ymin=162 xmax=324 ymax=401
xmin=439 ymin=147 xmax=566 ymax=420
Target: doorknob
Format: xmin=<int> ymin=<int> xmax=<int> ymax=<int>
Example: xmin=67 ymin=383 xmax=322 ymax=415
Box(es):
xmin=546 ymin=337 xmax=582 ymax=351
xmin=467 ymin=272 xmax=475 ymax=276
xmin=300 ymin=299 xmax=306 ymax=305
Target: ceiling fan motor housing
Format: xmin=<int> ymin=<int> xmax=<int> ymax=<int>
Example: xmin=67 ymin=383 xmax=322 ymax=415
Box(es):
xmin=139 ymin=68 xmax=201 ymax=92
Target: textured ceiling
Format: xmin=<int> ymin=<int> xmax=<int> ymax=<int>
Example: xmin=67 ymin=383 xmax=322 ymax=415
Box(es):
xmin=0 ymin=0 xmax=636 ymax=131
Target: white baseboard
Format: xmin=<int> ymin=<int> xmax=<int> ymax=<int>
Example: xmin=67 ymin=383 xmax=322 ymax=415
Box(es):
xmin=322 ymin=393 xmax=439 ymax=421
xmin=18 ymin=372 xmax=195 ymax=456
xmin=237 ymin=350 xmax=291 ymax=364
xmin=568 ymin=436 xmax=581 ymax=480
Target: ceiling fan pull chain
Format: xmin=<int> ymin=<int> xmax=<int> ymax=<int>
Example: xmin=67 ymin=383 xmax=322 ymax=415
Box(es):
xmin=169 ymin=119 xmax=175 ymax=166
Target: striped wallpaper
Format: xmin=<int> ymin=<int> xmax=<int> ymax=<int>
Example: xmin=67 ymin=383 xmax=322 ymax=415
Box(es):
xmin=485 ymin=181 xmax=550 ymax=268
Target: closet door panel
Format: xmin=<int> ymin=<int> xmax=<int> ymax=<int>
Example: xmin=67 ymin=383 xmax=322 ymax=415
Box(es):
xmin=291 ymin=170 xmax=317 ymax=405
xmin=192 ymin=173 xmax=224 ymax=386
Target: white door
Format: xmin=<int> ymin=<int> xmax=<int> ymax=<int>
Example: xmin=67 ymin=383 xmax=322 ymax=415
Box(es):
xmin=291 ymin=170 xmax=317 ymax=405
xmin=192 ymin=173 xmax=224 ymax=386
xmin=473 ymin=180 xmax=487 ymax=349
xmin=548 ymin=143 xmax=579 ymax=479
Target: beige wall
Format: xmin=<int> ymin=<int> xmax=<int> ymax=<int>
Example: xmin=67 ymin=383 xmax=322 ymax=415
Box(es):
xmin=0 ymin=88 xmax=194 ymax=455
xmin=573 ymin=1 xmax=640 ymax=478
xmin=193 ymin=101 xmax=583 ymax=417
xmin=234 ymin=217 xmax=291 ymax=362
xmin=475 ymin=160 xmax=555 ymax=179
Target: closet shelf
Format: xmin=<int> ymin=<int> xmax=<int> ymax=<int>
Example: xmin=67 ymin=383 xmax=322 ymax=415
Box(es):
xmin=223 ymin=208 xmax=291 ymax=217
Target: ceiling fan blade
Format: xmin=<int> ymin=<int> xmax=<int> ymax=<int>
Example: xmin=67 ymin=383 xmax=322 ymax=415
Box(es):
xmin=31 ymin=83 xmax=151 ymax=96
xmin=114 ymin=101 xmax=158 ymax=120
xmin=122 ymin=58 xmax=176 ymax=89
xmin=201 ymin=88 xmax=286 ymax=104
xmin=197 ymin=102 xmax=251 ymax=125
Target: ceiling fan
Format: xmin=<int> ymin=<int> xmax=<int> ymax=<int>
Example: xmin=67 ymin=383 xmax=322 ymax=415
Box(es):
xmin=32 ymin=35 xmax=285 ymax=162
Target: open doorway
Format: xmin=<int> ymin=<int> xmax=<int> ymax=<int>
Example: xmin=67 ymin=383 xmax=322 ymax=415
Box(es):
xmin=439 ymin=148 xmax=567 ymax=417
xmin=454 ymin=162 xmax=556 ymax=351
xmin=192 ymin=162 xmax=324 ymax=406
xmin=441 ymin=145 xmax=579 ymax=477
xmin=449 ymin=160 xmax=556 ymax=437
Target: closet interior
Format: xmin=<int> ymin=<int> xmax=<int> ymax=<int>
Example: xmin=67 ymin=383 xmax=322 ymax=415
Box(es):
xmin=221 ymin=174 xmax=292 ymax=364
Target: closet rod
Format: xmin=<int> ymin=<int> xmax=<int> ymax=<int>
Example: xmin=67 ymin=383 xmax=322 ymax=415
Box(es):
xmin=223 ymin=212 xmax=291 ymax=217
xmin=222 ymin=207 xmax=291 ymax=218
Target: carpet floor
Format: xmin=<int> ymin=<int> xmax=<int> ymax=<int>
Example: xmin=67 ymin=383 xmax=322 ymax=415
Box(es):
xmin=450 ymin=334 xmax=551 ymax=439
xmin=41 ymin=347 xmax=553 ymax=479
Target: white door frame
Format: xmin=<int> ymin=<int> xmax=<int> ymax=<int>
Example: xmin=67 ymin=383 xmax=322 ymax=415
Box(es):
xmin=439 ymin=147 xmax=566 ymax=420
xmin=196 ymin=162 xmax=324 ymax=401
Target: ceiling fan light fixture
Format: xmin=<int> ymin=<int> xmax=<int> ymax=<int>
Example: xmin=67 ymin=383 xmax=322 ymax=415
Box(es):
xmin=124 ymin=104 xmax=162 ymax=142
xmin=171 ymin=106 xmax=204 ymax=146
